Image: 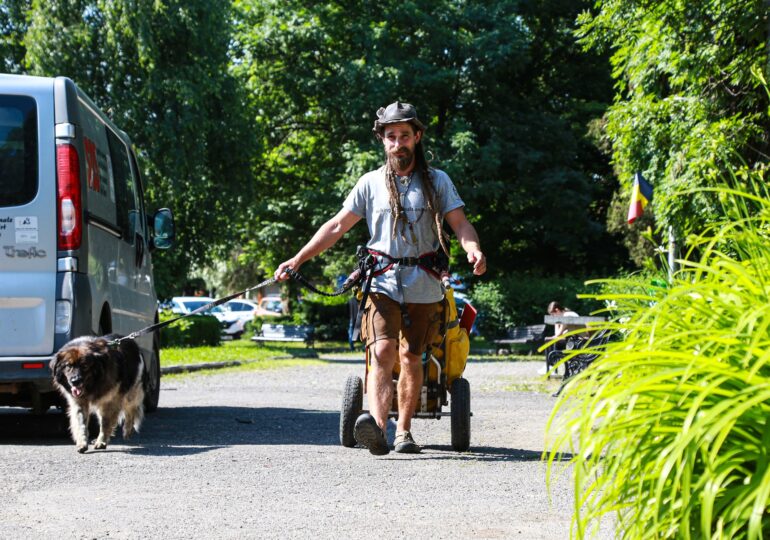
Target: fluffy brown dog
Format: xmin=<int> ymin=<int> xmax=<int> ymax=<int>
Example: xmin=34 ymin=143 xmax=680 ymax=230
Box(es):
xmin=50 ymin=335 xmax=145 ymax=453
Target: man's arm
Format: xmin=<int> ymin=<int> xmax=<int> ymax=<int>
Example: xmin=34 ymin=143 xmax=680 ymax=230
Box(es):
xmin=444 ymin=207 xmax=486 ymax=276
xmin=274 ymin=209 xmax=361 ymax=280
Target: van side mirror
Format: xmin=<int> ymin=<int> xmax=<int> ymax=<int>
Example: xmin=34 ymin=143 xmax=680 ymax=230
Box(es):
xmin=151 ymin=208 xmax=175 ymax=250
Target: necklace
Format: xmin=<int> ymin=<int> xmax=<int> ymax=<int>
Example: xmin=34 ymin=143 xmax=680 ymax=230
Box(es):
xmin=397 ymin=172 xmax=413 ymax=187
xmin=396 ymin=173 xmax=424 ymax=245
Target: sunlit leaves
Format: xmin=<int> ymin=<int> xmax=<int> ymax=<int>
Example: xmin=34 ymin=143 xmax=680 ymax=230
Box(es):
xmin=578 ymin=0 xmax=770 ymax=237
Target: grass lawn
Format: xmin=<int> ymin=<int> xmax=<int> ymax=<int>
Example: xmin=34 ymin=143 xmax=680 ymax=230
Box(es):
xmin=159 ymin=339 xmax=353 ymax=370
xmin=159 ymin=338 xmax=538 ymax=381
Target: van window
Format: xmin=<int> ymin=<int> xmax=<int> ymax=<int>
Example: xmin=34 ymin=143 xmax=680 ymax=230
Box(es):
xmin=0 ymin=95 xmax=37 ymax=207
xmin=107 ymin=129 xmax=137 ymax=242
xmin=129 ymin=151 xmax=146 ymax=239
xmin=81 ymin=108 xmax=117 ymax=227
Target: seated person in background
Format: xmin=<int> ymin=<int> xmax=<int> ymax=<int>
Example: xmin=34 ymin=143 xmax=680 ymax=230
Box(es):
xmin=541 ymin=301 xmax=584 ymax=375
xmin=546 ymin=301 xmax=582 ymax=344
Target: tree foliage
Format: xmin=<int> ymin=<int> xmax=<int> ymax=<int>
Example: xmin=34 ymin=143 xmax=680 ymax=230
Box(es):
xmin=230 ymin=0 xmax=622 ymax=292
xmin=0 ymin=0 xmax=30 ymax=73
xmin=1 ymin=1 xmax=625 ymax=297
xmin=23 ymin=0 xmax=257 ymax=296
xmin=578 ymin=0 xmax=770 ymax=238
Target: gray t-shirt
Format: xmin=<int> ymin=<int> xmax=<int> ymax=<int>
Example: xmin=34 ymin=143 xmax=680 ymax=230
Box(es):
xmin=343 ymin=166 xmax=464 ymax=303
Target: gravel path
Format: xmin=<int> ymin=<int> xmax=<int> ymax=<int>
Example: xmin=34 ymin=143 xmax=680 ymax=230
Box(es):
xmin=0 ymin=356 xmax=612 ymax=539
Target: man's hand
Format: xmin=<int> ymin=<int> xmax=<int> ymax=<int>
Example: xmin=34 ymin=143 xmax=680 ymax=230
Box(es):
xmin=274 ymin=258 xmax=301 ymax=282
xmin=467 ymin=250 xmax=486 ymax=276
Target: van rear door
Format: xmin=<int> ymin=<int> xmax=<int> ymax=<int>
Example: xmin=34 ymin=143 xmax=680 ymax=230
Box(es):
xmin=0 ymin=77 xmax=57 ymax=356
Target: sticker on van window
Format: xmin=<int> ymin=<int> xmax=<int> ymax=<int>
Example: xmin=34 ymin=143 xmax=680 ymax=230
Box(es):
xmin=84 ymin=137 xmax=101 ymax=192
xmin=15 ymin=216 xmax=38 ymax=244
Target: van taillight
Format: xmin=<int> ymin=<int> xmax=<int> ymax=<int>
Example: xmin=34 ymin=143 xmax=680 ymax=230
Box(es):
xmin=56 ymin=143 xmax=82 ymax=250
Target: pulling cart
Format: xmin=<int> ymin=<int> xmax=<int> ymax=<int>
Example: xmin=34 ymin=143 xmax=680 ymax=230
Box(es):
xmin=339 ymin=287 xmax=477 ymax=451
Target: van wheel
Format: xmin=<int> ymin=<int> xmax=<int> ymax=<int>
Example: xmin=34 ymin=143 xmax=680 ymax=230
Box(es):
xmin=143 ymin=334 xmax=161 ymax=412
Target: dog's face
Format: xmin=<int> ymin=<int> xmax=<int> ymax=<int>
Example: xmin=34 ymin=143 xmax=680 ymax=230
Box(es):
xmin=50 ymin=339 xmax=109 ymax=399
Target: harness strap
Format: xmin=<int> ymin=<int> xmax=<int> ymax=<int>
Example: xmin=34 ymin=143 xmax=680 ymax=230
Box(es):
xmin=365 ymin=249 xmax=449 ymax=329
xmin=352 ymin=246 xmax=377 ymax=332
xmin=367 ymin=249 xmax=448 ymax=279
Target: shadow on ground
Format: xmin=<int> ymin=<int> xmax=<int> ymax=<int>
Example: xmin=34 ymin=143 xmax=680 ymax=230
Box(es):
xmin=0 ymin=405 xmax=339 ymax=455
xmin=415 ymin=445 xmax=573 ymax=463
xmin=0 ymin=406 xmax=564 ymax=462
xmin=0 ymin=410 xmax=70 ymax=441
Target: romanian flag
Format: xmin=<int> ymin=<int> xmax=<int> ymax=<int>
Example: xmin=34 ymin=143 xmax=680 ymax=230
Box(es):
xmin=627 ymin=172 xmax=653 ymax=224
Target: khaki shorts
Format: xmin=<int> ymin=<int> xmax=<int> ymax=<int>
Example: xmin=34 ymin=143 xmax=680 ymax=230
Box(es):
xmin=360 ymin=293 xmax=444 ymax=355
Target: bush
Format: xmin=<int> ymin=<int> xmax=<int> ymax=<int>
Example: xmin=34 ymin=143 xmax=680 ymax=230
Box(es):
xmin=298 ymin=293 xmax=349 ymax=341
xmin=471 ymin=272 xmax=603 ymax=337
xmin=158 ymin=310 xmax=221 ymax=348
xmin=547 ymin=180 xmax=770 ymax=538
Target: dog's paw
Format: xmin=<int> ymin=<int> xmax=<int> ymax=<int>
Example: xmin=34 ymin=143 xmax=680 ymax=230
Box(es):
xmin=93 ymin=441 xmax=107 ymax=450
xmin=76 ymin=444 xmax=88 ymax=453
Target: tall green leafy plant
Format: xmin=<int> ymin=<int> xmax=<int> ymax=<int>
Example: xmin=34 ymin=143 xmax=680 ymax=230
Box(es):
xmin=547 ymin=178 xmax=770 ymax=538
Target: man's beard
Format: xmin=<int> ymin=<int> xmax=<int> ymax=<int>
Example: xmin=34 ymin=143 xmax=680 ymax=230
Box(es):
xmin=387 ymin=147 xmax=414 ymax=172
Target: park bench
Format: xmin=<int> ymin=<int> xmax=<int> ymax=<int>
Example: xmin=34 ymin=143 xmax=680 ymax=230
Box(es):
xmin=491 ymin=324 xmax=547 ymax=354
xmin=548 ymin=328 xmax=615 ymax=396
xmin=251 ymin=323 xmax=315 ymax=348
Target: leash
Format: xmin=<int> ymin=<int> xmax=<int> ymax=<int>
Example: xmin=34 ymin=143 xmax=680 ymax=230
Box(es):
xmin=107 ymin=255 xmax=375 ymax=348
xmin=284 ymin=267 xmax=363 ymax=297
xmin=286 ymin=247 xmax=378 ymax=333
xmin=109 ymin=245 xmax=441 ymax=347
xmin=107 ymin=275 xmax=280 ymax=347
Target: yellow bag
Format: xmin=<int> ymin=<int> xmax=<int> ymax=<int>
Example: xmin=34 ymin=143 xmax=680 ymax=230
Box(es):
xmin=429 ymin=288 xmax=470 ymax=386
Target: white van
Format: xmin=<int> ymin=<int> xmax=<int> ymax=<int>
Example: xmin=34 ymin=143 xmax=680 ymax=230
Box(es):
xmin=0 ymin=74 xmax=174 ymax=413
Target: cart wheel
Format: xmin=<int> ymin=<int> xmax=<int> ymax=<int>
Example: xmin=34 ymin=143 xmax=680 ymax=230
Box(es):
xmin=450 ymin=377 xmax=471 ymax=451
xmin=340 ymin=375 xmax=363 ymax=447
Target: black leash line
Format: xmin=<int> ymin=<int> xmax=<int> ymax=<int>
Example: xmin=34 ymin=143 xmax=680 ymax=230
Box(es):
xmin=108 ymin=245 xmax=451 ymax=348
xmin=107 ymin=263 xmax=374 ymax=348
xmin=108 ymin=275 xmax=280 ymax=347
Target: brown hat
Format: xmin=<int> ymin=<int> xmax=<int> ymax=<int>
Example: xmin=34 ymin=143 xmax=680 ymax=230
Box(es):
xmin=372 ymin=101 xmax=426 ymax=136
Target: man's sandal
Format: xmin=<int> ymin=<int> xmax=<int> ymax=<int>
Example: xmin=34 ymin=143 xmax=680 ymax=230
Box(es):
xmin=394 ymin=430 xmax=421 ymax=454
xmin=354 ymin=413 xmax=390 ymax=456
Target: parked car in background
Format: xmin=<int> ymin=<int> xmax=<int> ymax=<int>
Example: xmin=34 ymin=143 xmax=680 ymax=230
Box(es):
xmin=218 ymin=299 xmax=261 ymax=340
xmin=167 ymin=295 xmax=240 ymax=338
xmin=224 ymin=298 xmax=260 ymax=316
xmin=256 ymin=295 xmax=283 ymax=317
xmin=168 ymin=296 xmax=217 ymax=315
xmin=167 ymin=296 xmax=271 ymax=340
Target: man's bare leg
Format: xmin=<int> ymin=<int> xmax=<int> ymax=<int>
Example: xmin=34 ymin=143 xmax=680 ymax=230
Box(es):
xmin=396 ymin=347 xmax=422 ymax=433
xmin=367 ymin=338 xmax=397 ymax=430
xmin=355 ymin=338 xmax=398 ymax=455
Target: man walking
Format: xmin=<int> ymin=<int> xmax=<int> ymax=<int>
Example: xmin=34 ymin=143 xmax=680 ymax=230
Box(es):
xmin=275 ymin=101 xmax=485 ymax=455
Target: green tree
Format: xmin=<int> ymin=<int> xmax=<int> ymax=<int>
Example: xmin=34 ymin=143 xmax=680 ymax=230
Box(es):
xmin=578 ymin=0 xmax=770 ymax=238
xmin=24 ymin=0 xmax=257 ymax=297
xmin=231 ymin=0 xmax=621 ymax=291
xmin=0 ymin=0 xmax=30 ymax=73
